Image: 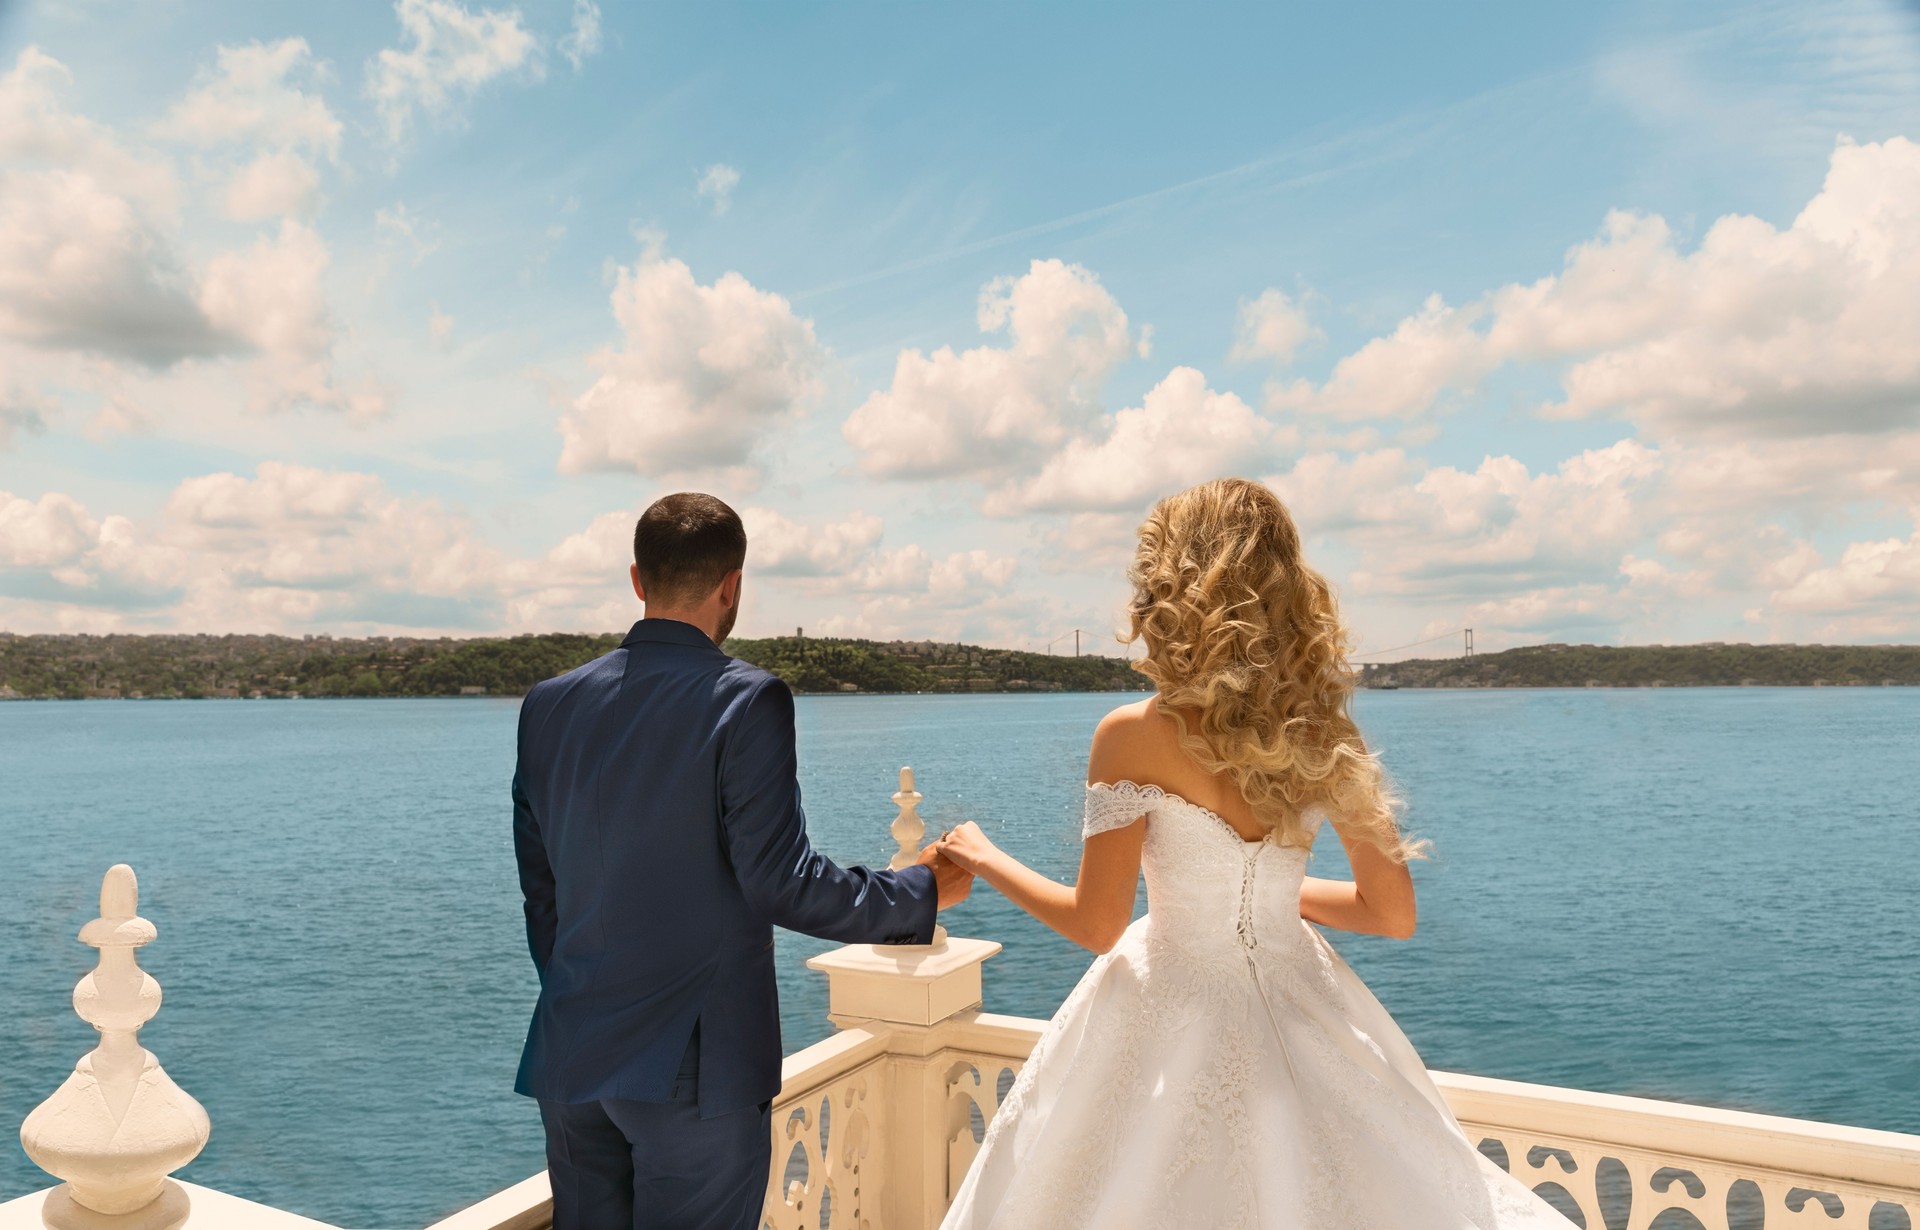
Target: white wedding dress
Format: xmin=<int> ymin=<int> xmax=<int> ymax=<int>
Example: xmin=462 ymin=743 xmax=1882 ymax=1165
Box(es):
xmin=940 ymin=781 xmax=1575 ymax=1230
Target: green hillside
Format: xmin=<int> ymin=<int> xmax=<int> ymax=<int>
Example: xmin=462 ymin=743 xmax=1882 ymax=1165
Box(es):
xmin=0 ymin=631 xmax=1148 ymax=699
xmin=1362 ymin=642 xmax=1920 ymax=689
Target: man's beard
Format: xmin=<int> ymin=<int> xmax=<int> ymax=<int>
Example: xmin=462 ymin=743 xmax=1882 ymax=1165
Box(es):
xmin=714 ymin=582 xmax=740 ymax=642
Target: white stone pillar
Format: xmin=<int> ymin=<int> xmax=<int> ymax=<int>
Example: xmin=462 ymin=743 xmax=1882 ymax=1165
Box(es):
xmin=804 ymin=766 xmax=1002 ymax=1230
xmin=20 ymin=865 xmax=210 ymax=1230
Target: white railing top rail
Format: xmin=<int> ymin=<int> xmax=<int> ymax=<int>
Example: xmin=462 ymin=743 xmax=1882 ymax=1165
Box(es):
xmin=1435 ymin=1069 xmax=1920 ymax=1194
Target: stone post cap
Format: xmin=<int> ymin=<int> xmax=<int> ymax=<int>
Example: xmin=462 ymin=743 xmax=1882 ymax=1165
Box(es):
xmin=807 ymin=938 xmax=1002 ymax=1027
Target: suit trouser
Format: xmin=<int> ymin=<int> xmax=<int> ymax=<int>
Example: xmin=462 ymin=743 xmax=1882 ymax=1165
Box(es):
xmin=538 ymin=1028 xmax=771 ymax=1230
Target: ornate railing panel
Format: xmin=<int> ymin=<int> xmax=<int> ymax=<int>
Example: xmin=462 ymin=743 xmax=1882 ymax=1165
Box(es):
xmin=1474 ymin=1130 xmax=1913 ymax=1230
xmin=942 ymin=1053 xmax=1025 ymax=1202
xmin=1443 ymin=1072 xmax=1917 ymax=1230
xmin=930 ymin=1013 xmax=1045 ymax=1206
xmin=761 ymin=1028 xmax=891 ymax=1230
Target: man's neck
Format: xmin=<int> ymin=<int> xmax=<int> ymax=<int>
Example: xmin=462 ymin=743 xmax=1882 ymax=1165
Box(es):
xmin=642 ymin=609 xmax=720 ymax=644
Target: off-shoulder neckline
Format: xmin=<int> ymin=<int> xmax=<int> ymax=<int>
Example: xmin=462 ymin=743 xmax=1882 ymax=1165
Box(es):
xmin=1087 ymin=779 xmax=1273 ymax=848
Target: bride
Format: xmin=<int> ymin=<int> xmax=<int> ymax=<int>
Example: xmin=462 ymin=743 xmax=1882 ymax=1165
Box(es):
xmin=931 ymin=478 xmax=1573 ymax=1229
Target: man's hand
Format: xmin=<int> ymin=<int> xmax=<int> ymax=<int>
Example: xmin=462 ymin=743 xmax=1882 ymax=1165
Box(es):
xmin=917 ymin=842 xmax=974 ymax=910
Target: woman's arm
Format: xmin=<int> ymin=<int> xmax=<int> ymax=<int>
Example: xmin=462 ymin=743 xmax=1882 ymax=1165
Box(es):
xmin=932 ymin=706 xmax=1149 ymax=953
xmin=1298 ymin=820 xmax=1417 ymax=939
xmin=934 ymin=818 xmax=1145 ymax=953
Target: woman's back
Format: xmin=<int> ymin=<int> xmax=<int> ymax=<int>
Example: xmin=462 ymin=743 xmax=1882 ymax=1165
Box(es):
xmin=1091 ymin=698 xmax=1272 ymax=842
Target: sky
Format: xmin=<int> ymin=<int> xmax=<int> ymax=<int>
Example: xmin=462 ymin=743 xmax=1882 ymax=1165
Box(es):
xmin=1 ymin=0 xmax=1918 ymax=656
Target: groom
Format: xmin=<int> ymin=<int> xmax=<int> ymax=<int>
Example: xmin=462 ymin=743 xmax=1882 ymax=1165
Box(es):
xmin=512 ymin=492 xmax=973 ymax=1230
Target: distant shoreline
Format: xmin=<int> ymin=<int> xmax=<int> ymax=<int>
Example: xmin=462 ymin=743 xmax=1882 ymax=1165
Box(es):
xmin=4 ymin=682 xmax=1916 ymax=703
xmin=0 ymin=688 xmax=1149 ymax=701
xmin=5 ymin=633 xmax=1916 ymax=699
xmin=1360 ymin=641 xmax=1920 ymax=689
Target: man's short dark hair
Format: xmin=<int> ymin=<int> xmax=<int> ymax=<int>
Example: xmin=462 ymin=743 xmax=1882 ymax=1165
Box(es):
xmin=633 ymin=493 xmax=747 ymax=607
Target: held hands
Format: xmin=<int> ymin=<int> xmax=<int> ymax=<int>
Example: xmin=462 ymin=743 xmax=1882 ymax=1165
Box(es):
xmin=931 ymin=821 xmax=1000 ymax=878
xmin=916 ymin=840 xmax=975 ymax=910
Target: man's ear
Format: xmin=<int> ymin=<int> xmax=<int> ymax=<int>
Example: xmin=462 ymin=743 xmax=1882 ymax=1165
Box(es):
xmin=630 ymin=564 xmax=646 ymax=602
xmin=721 ymin=569 xmax=744 ymax=608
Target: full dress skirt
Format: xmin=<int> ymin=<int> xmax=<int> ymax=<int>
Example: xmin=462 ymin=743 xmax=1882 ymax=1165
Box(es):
xmin=940 ymin=782 xmax=1575 ymax=1230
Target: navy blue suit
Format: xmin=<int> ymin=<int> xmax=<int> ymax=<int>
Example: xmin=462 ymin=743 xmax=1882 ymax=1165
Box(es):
xmin=512 ymin=618 xmax=937 ymax=1229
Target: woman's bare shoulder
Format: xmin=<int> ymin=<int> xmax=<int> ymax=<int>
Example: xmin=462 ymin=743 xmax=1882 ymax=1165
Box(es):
xmin=1094 ymin=696 xmax=1157 ymax=730
xmin=1089 ymin=697 xmax=1193 ymax=779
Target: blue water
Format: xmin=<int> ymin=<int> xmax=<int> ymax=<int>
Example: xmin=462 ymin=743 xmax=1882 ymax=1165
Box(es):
xmin=0 ymin=691 xmax=1915 ymax=1228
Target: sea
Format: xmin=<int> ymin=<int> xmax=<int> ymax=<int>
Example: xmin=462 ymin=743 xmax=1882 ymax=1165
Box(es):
xmin=0 ymin=689 xmax=1915 ymax=1228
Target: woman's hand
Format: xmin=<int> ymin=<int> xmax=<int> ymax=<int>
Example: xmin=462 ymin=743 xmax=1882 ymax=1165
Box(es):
xmin=933 ymin=821 xmax=1002 ymax=877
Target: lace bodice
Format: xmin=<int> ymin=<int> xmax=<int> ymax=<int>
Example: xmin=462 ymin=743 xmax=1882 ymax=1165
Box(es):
xmin=1083 ymin=781 xmax=1323 ymax=956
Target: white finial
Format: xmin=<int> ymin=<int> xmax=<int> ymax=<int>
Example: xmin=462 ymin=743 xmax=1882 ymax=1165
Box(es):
xmin=888 ymin=766 xmax=924 ymax=871
xmin=21 ymin=865 xmax=209 ymax=1230
xmin=887 ymin=767 xmax=946 ymax=946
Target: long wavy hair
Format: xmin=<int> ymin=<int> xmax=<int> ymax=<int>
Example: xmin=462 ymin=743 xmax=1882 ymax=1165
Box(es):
xmin=1125 ymin=478 xmax=1425 ymax=861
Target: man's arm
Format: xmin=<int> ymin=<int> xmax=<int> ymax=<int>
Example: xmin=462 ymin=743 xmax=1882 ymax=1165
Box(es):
xmin=720 ymin=677 xmax=944 ymax=945
xmin=512 ymin=754 xmax=558 ymax=977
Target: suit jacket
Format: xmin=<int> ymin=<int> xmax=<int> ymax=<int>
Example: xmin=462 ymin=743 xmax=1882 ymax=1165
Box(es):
xmin=512 ymin=617 xmax=937 ymax=1115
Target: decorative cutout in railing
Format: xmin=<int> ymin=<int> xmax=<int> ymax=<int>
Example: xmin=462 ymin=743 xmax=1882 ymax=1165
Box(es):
xmin=761 ymin=1059 xmax=881 ymax=1230
xmin=1468 ymin=1126 xmax=1915 ymax=1230
xmin=943 ymin=1055 xmax=1025 ymax=1203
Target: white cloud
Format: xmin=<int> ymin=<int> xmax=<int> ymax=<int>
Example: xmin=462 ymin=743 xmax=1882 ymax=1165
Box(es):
xmin=1268 ymin=292 xmax=1492 ymax=421
xmin=798 ymin=547 xmax=1029 ymax=643
xmin=844 ymin=259 xmax=1141 ymax=479
xmin=989 ymin=366 xmax=1287 ymax=515
xmin=199 ymin=220 xmax=386 ymax=419
xmin=0 ymin=490 xmax=96 ymax=567
xmin=429 ymin=302 xmax=454 ymax=348
xmin=0 ymin=50 xmax=222 ymax=366
xmin=224 ymin=151 xmax=322 ymax=221
xmin=0 ymin=47 xmax=371 ymax=418
xmin=505 ymin=504 xmax=902 ymax=632
xmin=159 ymin=39 xmax=342 ymax=158
xmin=1231 ymin=288 xmax=1319 ymax=364
xmin=557 ymin=255 xmax=825 ymax=477
xmin=367 ymin=0 xmax=542 ymax=143
xmin=159 ymin=39 xmax=340 ymax=223
xmin=0 ymin=165 xmax=226 ymax=365
xmin=1769 ymin=528 xmax=1920 ymax=622
xmin=929 ymin=548 xmax=1017 ymax=598
xmin=495 ymin=499 xmax=1018 ymax=636
xmin=1259 ymin=419 xmax=1920 ymax=645
xmin=743 ymin=506 xmax=883 ymax=577
xmin=0 ymin=47 xmax=179 ymax=216
xmin=1269 ymin=439 xmax=1664 ymax=619
xmin=0 ymin=464 xmax=506 ymax=630
xmin=559 ymin=0 xmax=603 ymax=71
xmin=697 ymin=163 xmax=740 ymax=215
xmin=1273 ymin=137 xmax=1920 ymax=440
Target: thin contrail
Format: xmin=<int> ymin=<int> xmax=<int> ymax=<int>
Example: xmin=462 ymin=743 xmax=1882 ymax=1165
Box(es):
xmin=789 ymin=64 xmax=1586 ymax=305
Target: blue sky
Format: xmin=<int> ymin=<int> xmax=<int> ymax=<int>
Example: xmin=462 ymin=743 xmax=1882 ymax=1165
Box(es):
xmin=2 ymin=0 xmax=1918 ymax=653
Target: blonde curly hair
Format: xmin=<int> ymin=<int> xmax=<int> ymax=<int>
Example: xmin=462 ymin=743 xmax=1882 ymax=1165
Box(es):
xmin=1125 ymin=478 xmax=1426 ymax=861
